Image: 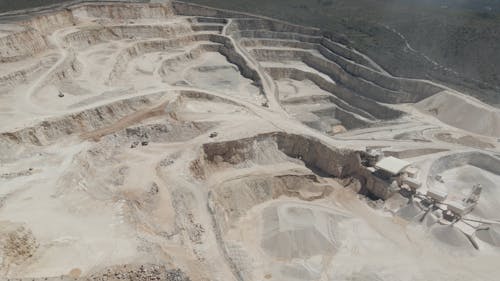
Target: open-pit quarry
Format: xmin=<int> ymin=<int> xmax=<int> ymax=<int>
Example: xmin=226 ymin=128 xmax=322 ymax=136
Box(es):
xmin=1 ymin=1 xmax=500 ymax=280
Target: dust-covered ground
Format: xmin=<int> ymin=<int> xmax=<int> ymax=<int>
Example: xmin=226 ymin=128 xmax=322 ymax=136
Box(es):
xmin=0 ymin=1 xmax=500 ymax=281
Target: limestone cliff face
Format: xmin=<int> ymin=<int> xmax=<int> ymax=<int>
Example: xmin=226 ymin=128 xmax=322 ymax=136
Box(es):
xmin=0 ymin=93 xmax=166 ymax=149
xmin=0 ymin=29 xmax=47 ymax=62
xmin=72 ymin=3 xmax=175 ymax=19
xmin=198 ymin=132 xmax=393 ymax=199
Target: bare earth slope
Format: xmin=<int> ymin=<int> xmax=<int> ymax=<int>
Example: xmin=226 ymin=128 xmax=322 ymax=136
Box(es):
xmin=184 ymin=0 xmax=500 ymax=108
xmin=0 ymin=1 xmax=499 ymax=281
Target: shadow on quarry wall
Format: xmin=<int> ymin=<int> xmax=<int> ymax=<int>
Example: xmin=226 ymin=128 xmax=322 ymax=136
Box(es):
xmin=1 ymin=1 xmax=445 ymax=107
xmin=192 ymin=132 xmax=387 ymax=281
xmin=266 ymin=67 xmax=402 ymax=121
xmin=192 ymin=132 xmax=392 ymax=200
xmin=0 ymin=91 xmax=219 ymax=161
xmin=174 ymin=1 xmax=444 ymax=100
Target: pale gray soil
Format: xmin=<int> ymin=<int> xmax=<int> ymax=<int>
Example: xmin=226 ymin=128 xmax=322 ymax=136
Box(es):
xmin=0 ymin=1 xmax=499 ymax=281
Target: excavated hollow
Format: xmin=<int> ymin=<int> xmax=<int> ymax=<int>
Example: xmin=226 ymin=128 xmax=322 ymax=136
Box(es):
xmin=1 ymin=1 xmax=500 ymax=281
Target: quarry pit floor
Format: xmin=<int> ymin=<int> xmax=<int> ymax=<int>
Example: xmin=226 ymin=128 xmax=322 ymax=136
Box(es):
xmin=0 ymin=1 xmax=500 ymax=281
